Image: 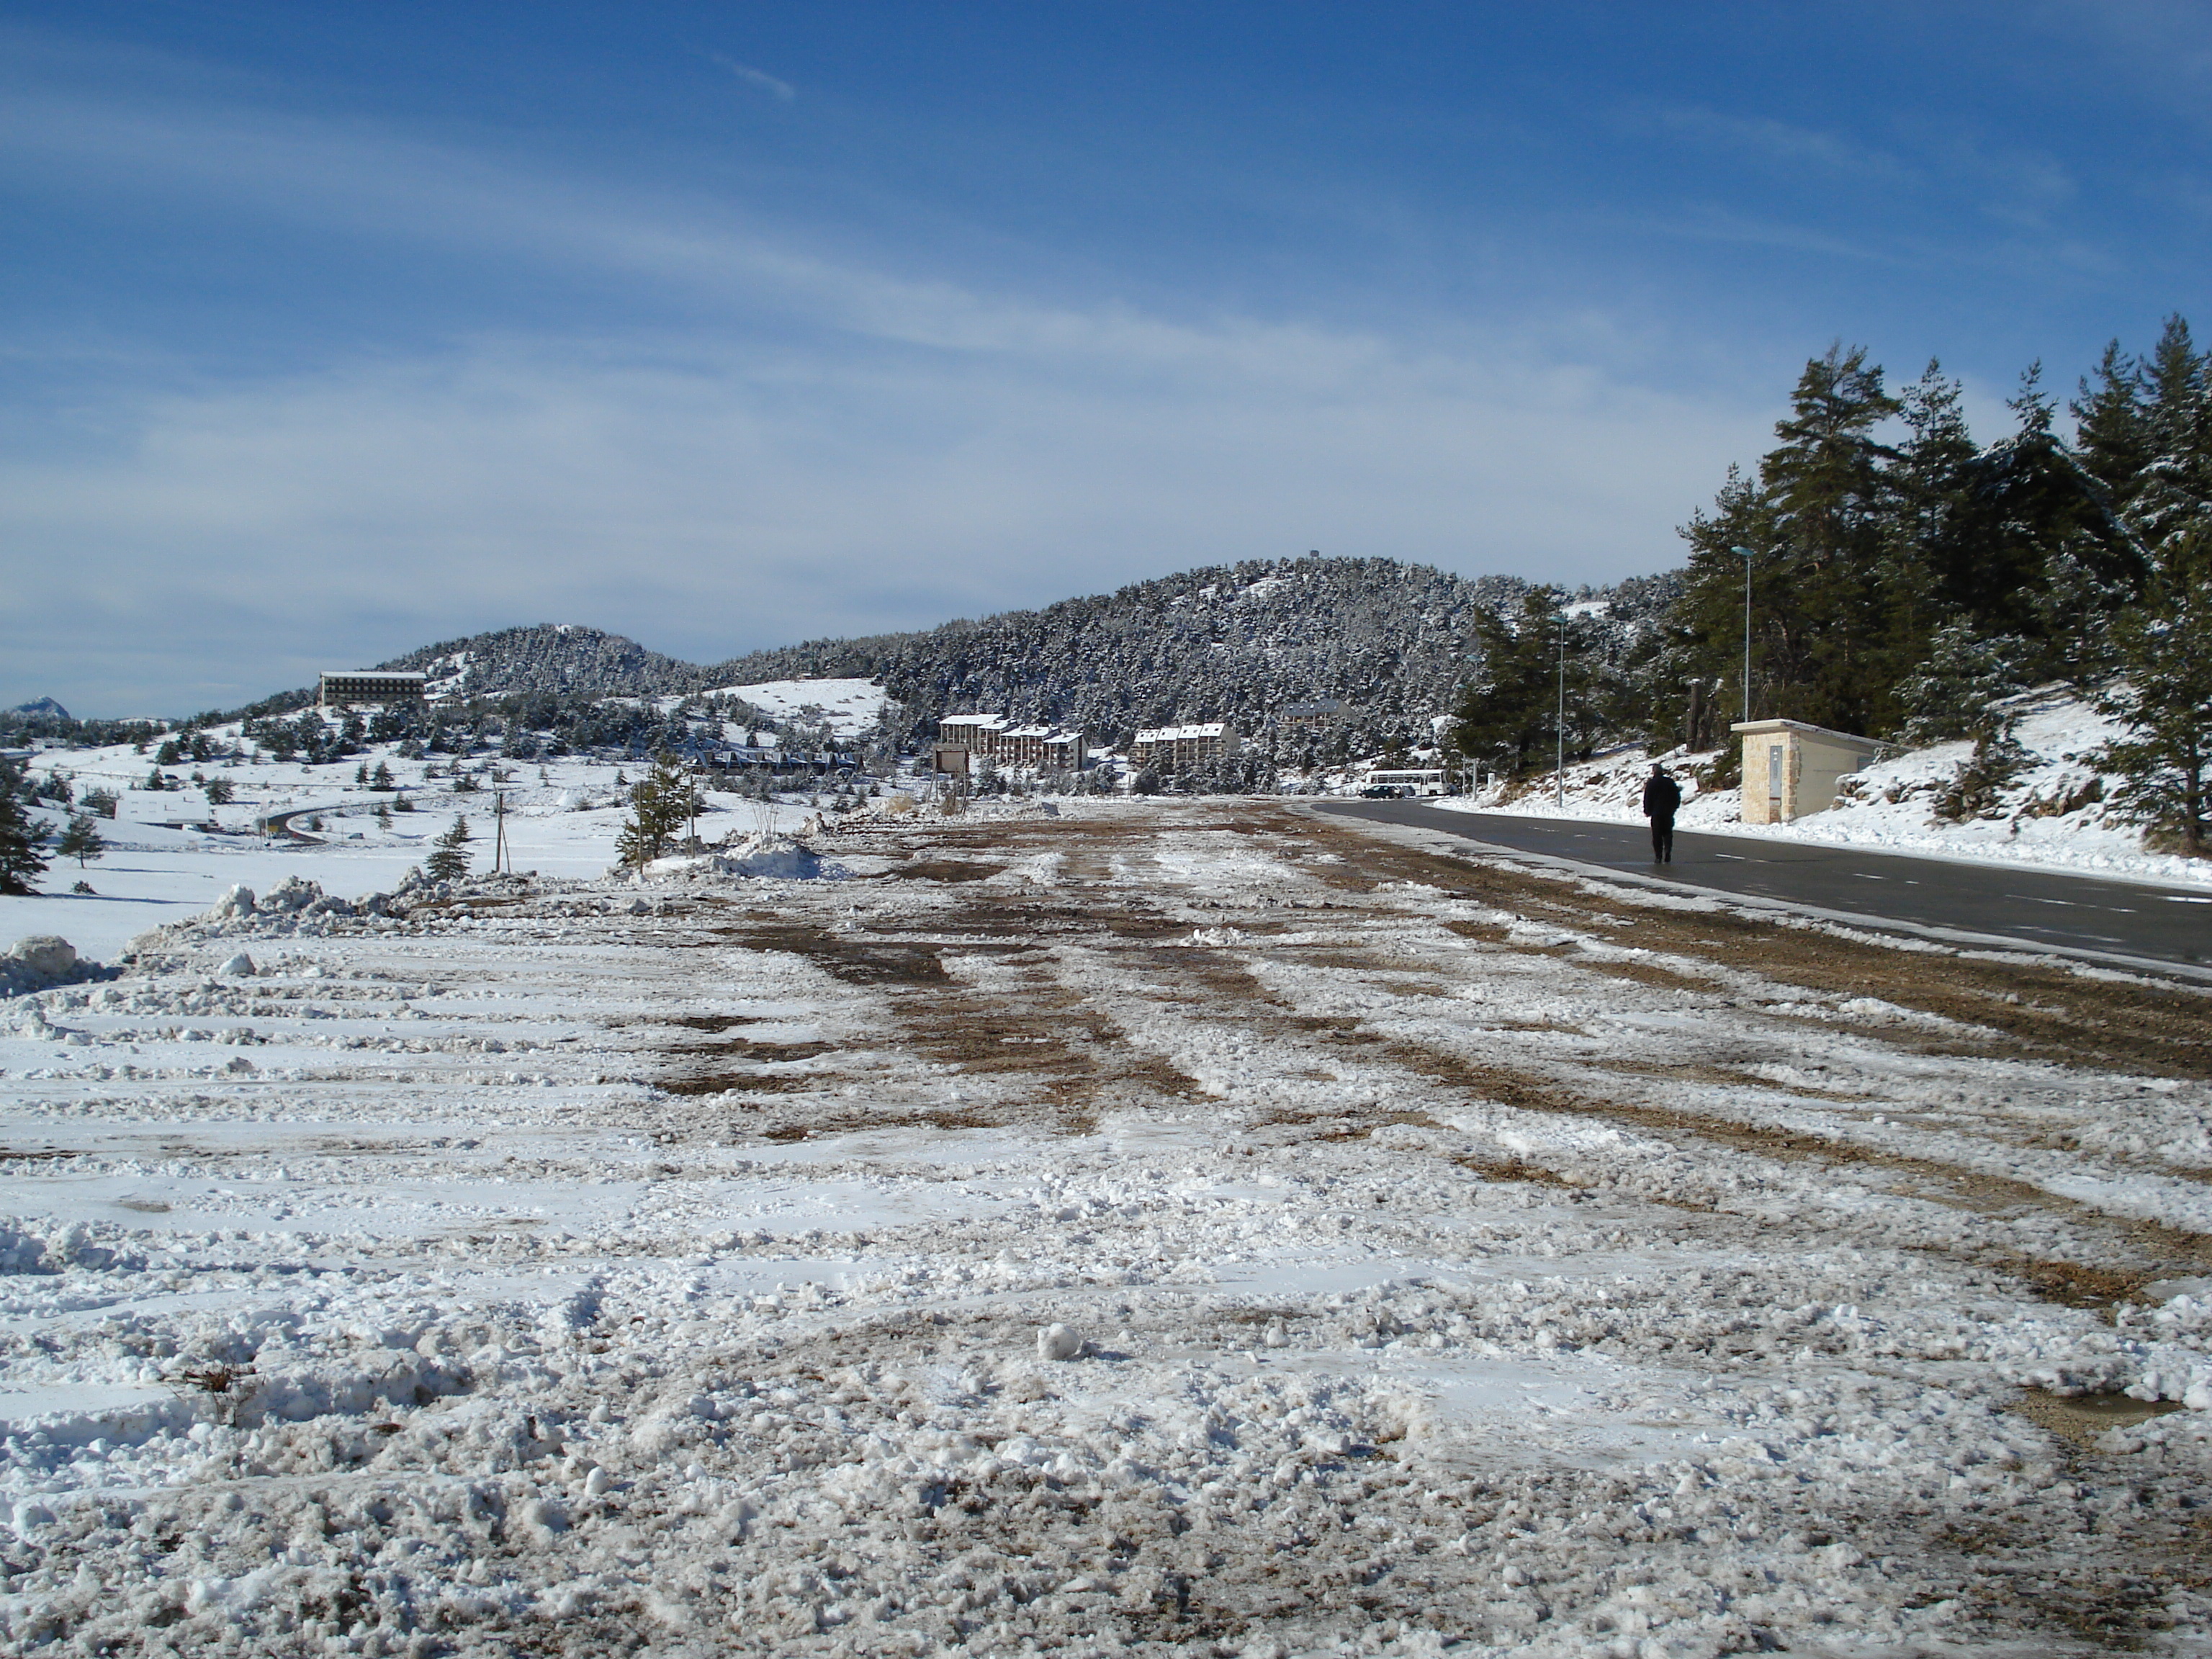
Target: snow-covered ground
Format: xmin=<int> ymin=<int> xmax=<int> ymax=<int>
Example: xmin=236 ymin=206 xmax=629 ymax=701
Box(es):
xmin=1447 ymin=688 xmax=2212 ymax=890
xmin=703 ymin=680 xmax=891 ymax=739
xmin=1 ymin=796 xmax=2210 ymax=1654
xmin=4 ymin=739 xmax=824 ymax=964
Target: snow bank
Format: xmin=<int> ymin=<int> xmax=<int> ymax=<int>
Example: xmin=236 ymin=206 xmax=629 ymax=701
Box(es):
xmin=0 ymin=935 xmax=100 ymax=1000
xmin=639 ymin=835 xmax=827 ymax=883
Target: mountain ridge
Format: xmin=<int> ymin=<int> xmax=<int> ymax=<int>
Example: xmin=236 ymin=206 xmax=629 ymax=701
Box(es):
xmin=356 ymin=555 xmax=1671 ymax=754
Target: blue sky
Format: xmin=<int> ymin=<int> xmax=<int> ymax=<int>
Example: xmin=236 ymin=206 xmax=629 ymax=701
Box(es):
xmin=5 ymin=1 xmax=2210 ymax=716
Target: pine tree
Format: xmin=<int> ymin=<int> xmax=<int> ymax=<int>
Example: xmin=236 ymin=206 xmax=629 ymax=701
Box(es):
xmin=55 ymin=812 xmax=106 ymax=869
xmin=1881 ymin=359 xmax=1978 ymax=677
xmin=0 ymin=762 xmax=50 ymax=894
xmin=2072 ymin=338 xmax=2152 ymax=511
xmin=425 ymin=816 xmax=472 ymax=881
xmin=614 ymin=755 xmax=698 ymax=868
xmin=1667 ymin=347 xmax=1903 ymax=738
xmin=2103 ymin=315 xmax=2212 ymax=855
xmin=1894 ymin=624 xmax=2029 ymax=745
xmin=372 ymin=760 xmax=395 ymax=790
xmin=2128 ymin=315 xmax=2211 ymax=558
xmin=1758 ymin=344 xmax=1903 ymax=732
xmin=2100 ymin=527 xmax=2212 ymax=856
xmin=1923 ymin=363 xmax=2132 ymax=679
xmin=1452 ymin=588 xmax=1580 ymax=778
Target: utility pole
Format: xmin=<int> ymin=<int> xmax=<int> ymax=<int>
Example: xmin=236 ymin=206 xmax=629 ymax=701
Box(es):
xmin=1732 ymin=545 xmax=1755 ymax=725
xmin=492 ymin=789 xmax=508 ymax=876
xmin=1555 ymin=604 xmax=1567 ymax=810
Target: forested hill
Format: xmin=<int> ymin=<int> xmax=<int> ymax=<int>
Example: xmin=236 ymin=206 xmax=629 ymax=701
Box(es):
xmin=705 ymin=557 xmax=1555 ymax=752
xmin=361 ymin=557 xmax=1673 ymax=755
xmin=382 ymin=624 xmax=714 ymax=703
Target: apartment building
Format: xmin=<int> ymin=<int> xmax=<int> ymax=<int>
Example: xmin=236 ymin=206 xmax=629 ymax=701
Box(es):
xmin=1131 ymin=721 xmax=1240 ymax=770
xmin=933 ymin=714 xmax=1088 ymax=773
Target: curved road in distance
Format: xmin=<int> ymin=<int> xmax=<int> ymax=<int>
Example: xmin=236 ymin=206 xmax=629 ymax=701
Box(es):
xmin=1313 ymin=800 xmax=2212 ymax=974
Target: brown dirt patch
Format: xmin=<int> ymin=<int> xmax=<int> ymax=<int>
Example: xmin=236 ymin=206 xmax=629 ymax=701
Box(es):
xmin=893 ymin=859 xmax=1006 ymax=884
xmin=2010 ymin=1387 xmax=2185 ymax=1447
xmin=1375 ymin=1038 xmax=2212 ymax=1298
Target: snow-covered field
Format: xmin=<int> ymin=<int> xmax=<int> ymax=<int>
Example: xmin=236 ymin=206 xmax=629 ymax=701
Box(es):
xmin=4 ymin=742 xmax=812 ymax=965
xmin=2 ymin=793 xmax=2211 ymax=1655
xmin=703 ymin=680 xmax=891 ymax=739
xmin=1447 ymin=688 xmax=2212 ymax=891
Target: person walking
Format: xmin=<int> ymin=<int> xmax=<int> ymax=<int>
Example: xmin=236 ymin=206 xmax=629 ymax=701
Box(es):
xmin=1642 ymin=763 xmax=1681 ymax=863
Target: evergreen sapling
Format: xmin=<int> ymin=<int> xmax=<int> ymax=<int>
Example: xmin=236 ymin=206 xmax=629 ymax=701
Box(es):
xmin=0 ymin=761 xmax=49 ymax=894
xmin=425 ymin=816 xmax=472 ymax=881
xmin=55 ymin=813 xmax=106 ymax=868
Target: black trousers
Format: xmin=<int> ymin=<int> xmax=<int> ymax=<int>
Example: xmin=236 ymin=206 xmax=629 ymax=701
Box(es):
xmin=1649 ymin=816 xmax=1675 ymax=861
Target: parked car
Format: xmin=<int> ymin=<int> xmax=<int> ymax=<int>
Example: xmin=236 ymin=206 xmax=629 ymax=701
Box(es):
xmin=1358 ymin=783 xmax=1407 ymax=799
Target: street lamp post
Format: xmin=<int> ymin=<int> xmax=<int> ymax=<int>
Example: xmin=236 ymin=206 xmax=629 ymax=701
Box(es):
xmin=1555 ymin=606 xmax=1567 ymax=809
xmin=1730 ymin=545 xmax=1755 ymax=725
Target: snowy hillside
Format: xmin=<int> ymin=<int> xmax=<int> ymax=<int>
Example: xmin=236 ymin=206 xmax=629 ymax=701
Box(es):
xmin=700 ymin=556 xmax=1658 ymax=753
xmin=385 ymin=624 xmax=713 ymax=706
xmin=171 ymin=557 xmax=1668 ymax=757
xmin=701 ymin=679 xmax=891 ymax=739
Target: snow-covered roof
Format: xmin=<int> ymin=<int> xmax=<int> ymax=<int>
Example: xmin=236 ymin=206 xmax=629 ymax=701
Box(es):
xmin=1136 ymin=722 xmax=1233 ymax=742
xmin=1730 ymin=719 xmax=1884 ymax=752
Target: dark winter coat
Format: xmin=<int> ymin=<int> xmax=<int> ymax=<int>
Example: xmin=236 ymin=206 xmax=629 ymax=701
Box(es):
xmin=1642 ymin=774 xmax=1682 ymax=820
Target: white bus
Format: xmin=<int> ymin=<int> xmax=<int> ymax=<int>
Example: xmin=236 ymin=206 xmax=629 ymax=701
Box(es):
xmin=1358 ymin=768 xmax=1449 ymax=798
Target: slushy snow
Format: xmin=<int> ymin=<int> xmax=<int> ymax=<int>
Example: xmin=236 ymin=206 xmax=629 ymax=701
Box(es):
xmin=0 ymin=788 xmax=2206 ymax=1654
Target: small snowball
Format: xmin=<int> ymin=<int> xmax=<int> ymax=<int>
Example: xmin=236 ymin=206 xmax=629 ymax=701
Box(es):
xmin=1037 ymin=1323 xmax=1084 ymax=1362
xmin=583 ymin=1466 xmax=611 ymax=1498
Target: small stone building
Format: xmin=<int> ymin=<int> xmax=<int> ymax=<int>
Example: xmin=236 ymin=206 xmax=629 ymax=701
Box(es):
xmin=1732 ymin=719 xmax=1884 ymax=824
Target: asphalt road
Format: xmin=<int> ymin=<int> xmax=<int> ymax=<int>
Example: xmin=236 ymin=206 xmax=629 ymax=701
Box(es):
xmin=1314 ymin=801 xmax=2212 ymax=972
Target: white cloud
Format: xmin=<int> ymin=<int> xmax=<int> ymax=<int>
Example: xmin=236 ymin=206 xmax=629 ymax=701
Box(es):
xmin=1654 ymin=107 xmax=1912 ymax=184
xmin=0 ymin=68 xmax=1779 ymax=714
xmin=710 ymin=54 xmax=796 ymax=102
xmin=1 ymin=312 xmax=1773 ymax=714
